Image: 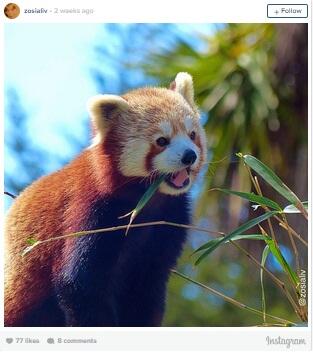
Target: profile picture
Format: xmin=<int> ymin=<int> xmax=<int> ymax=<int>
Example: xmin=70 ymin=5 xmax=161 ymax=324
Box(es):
xmin=4 ymin=3 xmax=20 ymax=19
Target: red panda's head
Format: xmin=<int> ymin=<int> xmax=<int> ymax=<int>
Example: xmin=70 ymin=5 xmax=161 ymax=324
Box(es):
xmin=87 ymin=72 xmax=207 ymax=196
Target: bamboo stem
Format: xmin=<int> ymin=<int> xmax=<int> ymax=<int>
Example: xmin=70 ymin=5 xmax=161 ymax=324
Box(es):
xmin=171 ymin=269 xmax=295 ymax=326
xmin=22 ymin=220 xmax=225 ymax=251
xmin=253 ymin=176 xmax=278 ymax=246
xmin=228 ymin=239 xmax=301 ymax=317
xmin=297 ymin=202 xmax=308 ymax=220
xmin=281 ymin=213 xmax=300 ymax=275
xmin=276 ymin=218 xmax=308 ymax=246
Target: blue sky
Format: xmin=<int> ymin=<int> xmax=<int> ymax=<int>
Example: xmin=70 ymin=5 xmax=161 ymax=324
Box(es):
xmin=5 ymin=24 xmax=103 ymax=155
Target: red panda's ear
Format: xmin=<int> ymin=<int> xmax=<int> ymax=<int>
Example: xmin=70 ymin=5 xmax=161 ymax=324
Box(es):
xmin=87 ymin=94 xmax=129 ymax=139
xmin=170 ymin=72 xmax=195 ymax=108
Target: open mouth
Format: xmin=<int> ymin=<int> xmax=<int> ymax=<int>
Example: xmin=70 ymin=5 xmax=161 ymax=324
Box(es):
xmin=164 ymin=167 xmax=191 ymax=189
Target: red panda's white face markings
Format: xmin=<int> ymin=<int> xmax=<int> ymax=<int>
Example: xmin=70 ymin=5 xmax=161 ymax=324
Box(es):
xmin=87 ymin=72 xmax=207 ymax=196
xmin=151 ymin=117 xmax=205 ymax=195
xmin=158 ymin=121 xmax=173 ymax=137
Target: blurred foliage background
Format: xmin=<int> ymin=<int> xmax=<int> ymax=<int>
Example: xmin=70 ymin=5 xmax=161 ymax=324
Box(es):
xmin=5 ymin=23 xmax=308 ymax=326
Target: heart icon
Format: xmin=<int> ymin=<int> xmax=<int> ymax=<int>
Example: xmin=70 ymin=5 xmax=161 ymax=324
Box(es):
xmin=6 ymin=338 xmax=13 ymax=344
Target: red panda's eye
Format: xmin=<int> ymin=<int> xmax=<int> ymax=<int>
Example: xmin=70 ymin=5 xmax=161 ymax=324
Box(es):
xmin=156 ymin=137 xmax=169 ymax=147
xmin=190 ymin=131 xmax=196 ymax=140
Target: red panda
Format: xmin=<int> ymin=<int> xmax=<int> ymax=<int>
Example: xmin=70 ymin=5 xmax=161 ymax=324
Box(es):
xmin=5 ymin=72 xmax=207 ymax=327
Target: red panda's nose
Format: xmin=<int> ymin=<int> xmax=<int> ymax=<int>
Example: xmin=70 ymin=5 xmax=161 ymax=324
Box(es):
xmin=181 ymin=149 xmax=197 ymax=165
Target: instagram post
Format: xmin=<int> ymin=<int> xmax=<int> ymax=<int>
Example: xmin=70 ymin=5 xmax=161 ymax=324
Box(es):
xmin=1 ymin=0 xmax=311 ymax=351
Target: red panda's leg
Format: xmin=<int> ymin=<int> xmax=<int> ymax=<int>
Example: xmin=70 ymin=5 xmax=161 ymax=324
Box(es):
xmin=55 ymin=279 xmax=119 ymax=327
xmin=118 ymin=267 xmax=168 ymax=327
xmin=117 ymin=222 xmax=188 ymax=327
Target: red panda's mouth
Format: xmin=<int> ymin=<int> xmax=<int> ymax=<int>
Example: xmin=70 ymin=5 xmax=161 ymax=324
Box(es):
xmin=164 ymin=167 xmax=191 ymax=189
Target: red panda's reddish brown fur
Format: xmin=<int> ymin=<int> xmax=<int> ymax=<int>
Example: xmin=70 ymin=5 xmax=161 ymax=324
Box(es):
xmin=5 ymin=73 xmax=207 ymax=326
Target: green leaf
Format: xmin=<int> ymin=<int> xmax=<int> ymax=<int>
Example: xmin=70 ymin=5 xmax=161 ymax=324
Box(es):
xmin=119 ymin=175 xmax=166 ymax=235
xmin=193 ymin=234 xmax=266 ymax=255
xmin=260 ymin=245 xmax=270 ymax=323
xmin=216 ymin=188 xmax=282 ymax=211
xmin=241 ymin=154 xmax=302 ymax=206
xmin=195 ymin=211 xmax=278 ymax=265
xmin=264 ymin=237 xmax=299 ymax=287
xmin=26 ymin=237 xmax=38 ymax=246
xmin=283 ymin=201 xmax=308 ymax=214
xmin=129 ymin=174 xmax=166 ymax=216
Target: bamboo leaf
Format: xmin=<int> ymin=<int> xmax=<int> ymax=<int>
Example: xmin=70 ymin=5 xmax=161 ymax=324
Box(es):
xmin=26 ymin=237 xmax=38 ymax=246
xmin=195 ymin=211 xmax=278 ymax=265
xmin=119 ymin=175 xmax=166 ymax=235
xmin=283 ymin=201 xmax=308 ymax=214
xmin=240 ymin=154 xmax=304 ymax=210
xmin=216 ymin=188 xmax=282 ymax=211
xmin=193 ymin=234 xmax=266 ymax=255
xmin=264 ymin=237 xmax=299 ymax=287
xmin=260 ymin=245 xmax=270 ymax=323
